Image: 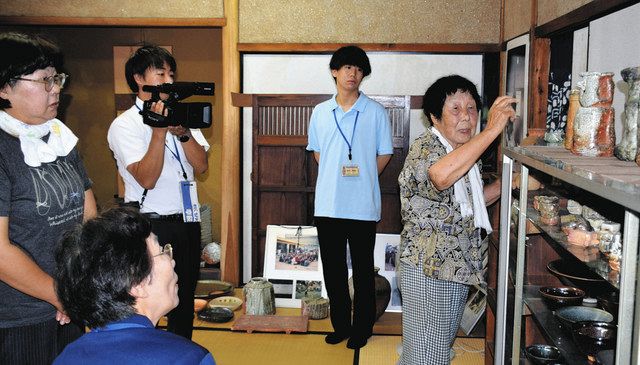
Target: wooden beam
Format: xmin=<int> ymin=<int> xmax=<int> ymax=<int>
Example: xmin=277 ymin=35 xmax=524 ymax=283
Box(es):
xmin=535 ymin=0 xmax=640 ymax=37
xmin=237 ymin=43 xmax=501 ymax=53
xmin=221 ymin=0 xmax=240 ymax=285
xmin=530 ymin=38 xmax=550 ymax=130
xmin=0 ymin=16 xmax=226 ymax=27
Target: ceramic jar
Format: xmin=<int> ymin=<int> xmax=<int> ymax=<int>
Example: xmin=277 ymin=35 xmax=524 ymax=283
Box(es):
xmin=614 ymin=66 xmax=640 ymax=162
xmin=243 ymin=277 xmax=276 ymax=315
xmin=578 ymin=72 xmax=614 ymax=108
xmin=348 ymin=267 xmax=391 ymax=322
xmin=564 ymin=90 xmax=580 ymax=150
xmin=572 ymin=72 xmax=616 ymax=157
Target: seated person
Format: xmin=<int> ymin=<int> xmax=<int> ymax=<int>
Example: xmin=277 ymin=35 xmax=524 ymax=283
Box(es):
xmin=53 ymin=208 xmax=215 ymax=365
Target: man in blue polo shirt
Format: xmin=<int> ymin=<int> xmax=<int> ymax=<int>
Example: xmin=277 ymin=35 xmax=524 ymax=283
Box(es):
xmin=307 ymin=45 xmax=393 ymax=350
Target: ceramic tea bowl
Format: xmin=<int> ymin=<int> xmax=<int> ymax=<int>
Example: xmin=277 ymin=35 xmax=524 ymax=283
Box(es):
xmin=554 ymin=306 xmax=613 ymax=330
xmin=597 ymin=292 xmax=619 ymax=319
xmin=547 ymin=259 xmax=610 ymax=296
xmin=572 ymin=321 xmax=617 ymax=356
xmin=197 ymin=306 xmax=234 ymax=323
xmin=539 ymin=286 xmax=585 ymax=309
xmin=525 ymin=344 xmax=563 ymax=364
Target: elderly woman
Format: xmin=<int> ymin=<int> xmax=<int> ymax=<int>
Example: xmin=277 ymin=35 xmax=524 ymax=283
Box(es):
xmin=54 ymin=208 xmax=216 ymax=364
xmin=398 ymin=75 xmax=515 ymax=364
xmin=0 ymin=32 xmax=97 ymax=364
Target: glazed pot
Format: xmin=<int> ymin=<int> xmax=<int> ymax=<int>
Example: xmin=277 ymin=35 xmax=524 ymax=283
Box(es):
xmin=348 ymin=267 xmax=391 ymax=321
xmin=243 ymin=277 xmax=276 ymax=315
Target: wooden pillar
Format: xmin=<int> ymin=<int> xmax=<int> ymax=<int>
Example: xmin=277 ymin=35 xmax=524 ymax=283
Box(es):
xmin=221 ymin=0 xmax=240 ymax=285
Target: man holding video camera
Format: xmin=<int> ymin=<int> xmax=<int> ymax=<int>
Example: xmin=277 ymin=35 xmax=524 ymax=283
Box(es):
xmin=107 ymin=45 xmax=209 ymax=340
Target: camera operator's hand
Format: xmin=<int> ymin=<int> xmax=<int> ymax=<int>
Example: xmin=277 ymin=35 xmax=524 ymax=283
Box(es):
xmin=168 ymin=125 xmax=189 ymax=136
xmin=149 ymin=100 xmax=169 ymax=130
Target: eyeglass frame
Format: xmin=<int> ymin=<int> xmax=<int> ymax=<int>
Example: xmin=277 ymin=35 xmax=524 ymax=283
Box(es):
xmin=153 ymin=243 xmax=173 ymax=259
xmin=12 ymin=73 xmax=68 ymax=92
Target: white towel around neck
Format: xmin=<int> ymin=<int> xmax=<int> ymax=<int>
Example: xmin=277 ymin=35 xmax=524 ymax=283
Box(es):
xmin=0 ymin=110 xmax=78 ymax=167
xmin=431 ymin=126 xmax=492 ymax=233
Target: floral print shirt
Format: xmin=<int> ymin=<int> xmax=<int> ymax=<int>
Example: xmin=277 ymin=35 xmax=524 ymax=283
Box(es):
xmin=398 ymin=128 xmax=487 ymax=286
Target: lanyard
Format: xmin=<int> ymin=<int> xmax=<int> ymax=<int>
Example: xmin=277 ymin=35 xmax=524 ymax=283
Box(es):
xmin=135 ymin=103 xmax=188 ymax=181
xmin=332 ymin=109 xmax=359 ymax=161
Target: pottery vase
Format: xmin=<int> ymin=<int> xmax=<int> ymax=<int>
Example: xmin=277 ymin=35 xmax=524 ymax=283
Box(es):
xmin=613 ymin=66 xmax=640 ymax=162
xmin=243 ymin=277 xmax=276 ymax=315
xmin=564 ymin=90 xmax=580 ymax=150
xmin=578 ymin=71 xmax=614 ymax=108
xmin=572 ymin=72 xmax=616 ymax=157
xmin=348 ymin=267 xmax=391 ymax=322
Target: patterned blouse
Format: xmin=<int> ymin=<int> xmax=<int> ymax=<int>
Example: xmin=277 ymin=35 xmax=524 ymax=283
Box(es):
xmin=398 ymin=128 xmax=487 ymax=286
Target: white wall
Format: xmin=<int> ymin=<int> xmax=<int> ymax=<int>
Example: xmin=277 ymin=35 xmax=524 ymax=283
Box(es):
xmin=587 ymin=2 xmax=640 ymax=142
xmin=241 ymin=53 xmax=483 ymax=282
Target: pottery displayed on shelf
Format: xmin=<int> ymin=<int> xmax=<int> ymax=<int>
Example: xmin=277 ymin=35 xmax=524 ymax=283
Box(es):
xmin=572 ymin=72 xmax=616 ymax=157
xmin=614 ymin=66 xmax=640 ymax=162
xmin=243 ymin=277 xmax=276 ymax=315
xmin=208 ymin=296 xmax=243 ymax=311
xmin=301 ymin=297 xmax=329 ymax=319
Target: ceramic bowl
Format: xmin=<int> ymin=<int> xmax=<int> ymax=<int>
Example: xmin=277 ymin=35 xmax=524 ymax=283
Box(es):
xmin=554 ymin=306 xmax=613 ymax=330
xmin=572 ymin=321 xmax=617 ymax=356
xmin=597 ymin=292 xmax=619 ymax=319
xmin=197 ymin=306 xmax=234 ymax=323
xmin=194 ymin=298 xmax=208 ymax=313
xmin=525 ymin=344 xmax=563 ymax=364
xmin=539 ymin=286 xmax=585 ymax=309
xmin=194 ymin=280 xmax=234 ymax=299
xmin=547 ymin=259 xmax=610 ymax=296
xmin=207 ymin=296 xmax=243 ymax=311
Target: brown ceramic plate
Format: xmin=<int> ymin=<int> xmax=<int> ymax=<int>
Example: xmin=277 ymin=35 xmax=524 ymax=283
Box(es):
xmin=194 ymin=280 xmax=234 ymax=299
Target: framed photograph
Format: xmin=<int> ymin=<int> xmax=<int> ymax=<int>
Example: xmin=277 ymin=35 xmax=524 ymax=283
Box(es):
xmin=502 ymin=34 xmax=529 ymax=148
xmin=374 ymin=234 xmax=402 ymax=312
xmin=460 ymin=285 xmax=486 ymax=335
xmin=263 ymin=225 xmax=326 ymax=307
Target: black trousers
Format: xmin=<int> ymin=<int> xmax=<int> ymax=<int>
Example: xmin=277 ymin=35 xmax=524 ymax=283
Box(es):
xmin=315 ymin=217 xmax=376 ymax=338
xmin=0 ymin=318 xmax=83 ymax=365
xmin=150 ymin=219 xmax=201 ymax=340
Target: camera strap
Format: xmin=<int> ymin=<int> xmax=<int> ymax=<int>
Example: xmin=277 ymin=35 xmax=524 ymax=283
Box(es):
xmin=166 ymin=137 xmax=188 ymax=181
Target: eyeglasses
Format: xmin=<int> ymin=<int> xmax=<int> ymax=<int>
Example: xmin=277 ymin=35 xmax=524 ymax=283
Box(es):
xmin=153 ymin=244 xmax=173 ymax=259
xmin=12 ymin=73 xmax=68 ymax=92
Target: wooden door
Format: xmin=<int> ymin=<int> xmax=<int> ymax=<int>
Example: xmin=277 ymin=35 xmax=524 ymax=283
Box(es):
xmin=251 ymin=94 xmax=411 ymax=277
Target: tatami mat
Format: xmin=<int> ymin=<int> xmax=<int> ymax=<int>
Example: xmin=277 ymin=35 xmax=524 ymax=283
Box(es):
xmin=193 ymin=330 xmax=354 ymax=365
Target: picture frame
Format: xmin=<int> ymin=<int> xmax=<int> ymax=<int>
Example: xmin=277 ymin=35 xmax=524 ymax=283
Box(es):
xmin=373 ymin=234 xmax=402 ymax=312
xmin=263 ymin=225 xmax=326 ymax=308
xmin=459 ymin=284 xmax=486 ymax=335
xmin=502 ymin=34 xmax=529 ymax=148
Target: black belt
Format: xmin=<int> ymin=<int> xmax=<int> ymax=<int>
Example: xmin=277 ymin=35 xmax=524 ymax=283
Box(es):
xmin=142 ymin=212 xmax=184 ymax=222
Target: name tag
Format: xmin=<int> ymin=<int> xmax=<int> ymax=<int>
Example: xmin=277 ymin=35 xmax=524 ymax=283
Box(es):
xmin=342 ymin=165 xmax=360 ymax=177
xmin=179 ymin=180 xmax=201 ymax=222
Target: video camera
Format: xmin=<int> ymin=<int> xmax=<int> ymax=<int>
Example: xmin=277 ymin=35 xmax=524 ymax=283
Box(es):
xmin=141 ymin=82 xmax=215 ymax=129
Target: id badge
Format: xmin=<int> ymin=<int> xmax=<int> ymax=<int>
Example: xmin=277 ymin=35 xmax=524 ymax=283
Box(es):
xmin=179 ymin=180 xmax=201 ymax=222
xmin=342 ymin=164 xmax=360 ymax=177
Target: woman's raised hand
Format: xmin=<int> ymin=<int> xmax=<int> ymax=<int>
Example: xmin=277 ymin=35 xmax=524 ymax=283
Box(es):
xmin=486 ymin=96 xmax=517 ymax=132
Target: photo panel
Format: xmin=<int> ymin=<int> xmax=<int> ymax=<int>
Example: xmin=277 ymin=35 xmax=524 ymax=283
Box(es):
xmin=373 ymin=234 xmax=402 ymax=312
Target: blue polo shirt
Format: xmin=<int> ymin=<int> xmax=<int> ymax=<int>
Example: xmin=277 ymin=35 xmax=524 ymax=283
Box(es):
xmin=307 ymin=92 xmax=393 ymax=221
xmin=53 ymin=314 xmax=215 ymax=365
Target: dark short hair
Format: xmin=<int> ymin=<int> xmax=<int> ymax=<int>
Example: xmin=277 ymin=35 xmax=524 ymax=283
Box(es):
xmin=0 ymin=32 xmax=62 ymax=109
xmin=329 ymin=45 xmax=371 ymax=78
xmin=55 ymin=207 xmax=153 ymax=328
xmin=124 ymin=45 xmax=176 ymax=93
xmin=422 ymin=75 xmax=482 ymax=125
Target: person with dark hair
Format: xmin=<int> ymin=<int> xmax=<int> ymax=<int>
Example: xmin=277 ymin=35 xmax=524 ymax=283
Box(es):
xmin=107 ymin=45 xmax=208 ymax=339
xmin=53 ymin=208 xmax=215 ymax=365
xmin=306 ymin=45 xmax=393 ymax=349
xmin=0 ymin=32 xmax=97 ymax=363
xmin=397 ymin=75 xmax=515 ymax=364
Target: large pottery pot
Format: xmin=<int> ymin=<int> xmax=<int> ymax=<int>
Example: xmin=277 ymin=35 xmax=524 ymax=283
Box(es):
xmin=348 ymin=267 xmax=392 ymax=321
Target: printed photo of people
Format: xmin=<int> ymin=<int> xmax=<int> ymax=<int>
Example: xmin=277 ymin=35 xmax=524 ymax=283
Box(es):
xmin=275 ymin=235 xmax=319 ymax=271
xmin=385 ymin=243 xmax=398 ymax=271
xmin=295 ymin=280 xmax=322 ymax=299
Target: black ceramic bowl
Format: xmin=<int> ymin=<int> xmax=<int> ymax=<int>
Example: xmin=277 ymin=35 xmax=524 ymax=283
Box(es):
xmin=554 ymin=306 xmax=613 ymax=330
xmin=547 ymin=259 xmax=610 ymax=296
xmin=597 ymin=292 xmax=619 ymax=319
xmin=539 ymin=286 xmax=585 ymax=309
xmin=197 ymin=306 xmax=234 ymax=323
xmin=525 ymin=344 xmax=563 ymax=364
xmin=572 ymin=321 xmax=617 ymax=355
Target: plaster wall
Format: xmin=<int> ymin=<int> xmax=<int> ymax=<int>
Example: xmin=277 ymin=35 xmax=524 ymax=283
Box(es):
xmin=537 ymin=0 xmax=592 ymax=26
xmin=503 ymin=0 xmax=531 ymax=42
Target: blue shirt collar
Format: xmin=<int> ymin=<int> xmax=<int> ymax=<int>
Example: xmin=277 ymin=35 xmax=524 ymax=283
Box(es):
xmin=329 ymin=92 xmax=368 ymax=113
xmin=93 ymin=313 xmax=154 ymax=331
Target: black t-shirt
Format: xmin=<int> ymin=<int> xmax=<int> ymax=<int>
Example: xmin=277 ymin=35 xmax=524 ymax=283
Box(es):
xmin=0 ymin=129 xmax=92 ymax=328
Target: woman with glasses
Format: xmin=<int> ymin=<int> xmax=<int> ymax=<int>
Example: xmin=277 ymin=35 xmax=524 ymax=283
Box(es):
xmin=0 ymin=32 xmax=97 ymax=364
xmin=54 ymin=208 xmax=215 ymax=365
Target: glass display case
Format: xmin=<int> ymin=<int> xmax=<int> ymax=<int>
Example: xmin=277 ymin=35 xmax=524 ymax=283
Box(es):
xmin=494 ymin=145 xmax=640 ymax=364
